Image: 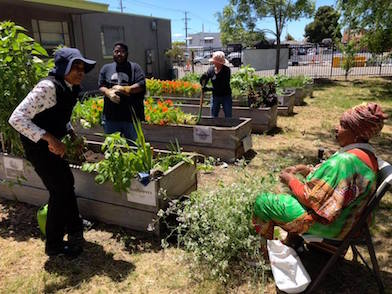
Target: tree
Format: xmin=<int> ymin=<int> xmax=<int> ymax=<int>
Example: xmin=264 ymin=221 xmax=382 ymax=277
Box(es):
xmin=229 ymin=0 xmax=315 ymax=74
xmin=165 ymin=41 xmax=186 ymax=66
xmin=304 ymin=6 xmax=341 ymax=44
xmin=338 ymin=0 xmax=392 ymax=53
xmin=339 ymin=40 xmax=358 ymax=81
xmin=216 ymin=5 xmax=265 ymax=47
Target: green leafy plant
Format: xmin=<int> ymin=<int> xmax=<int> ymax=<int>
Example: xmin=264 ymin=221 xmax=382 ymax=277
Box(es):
xmin=72 ymin=96 xmax=103 ymax=128
xmin=154 ymin=140 xmax=194 ymax=172
xmin=82 ymin=121 xmax=154 ymax=193
xmin=62 ymin=134 xmax=86 ymax=165
xmin=339 ymin=40 xmax=358 ymax=80
xmin=82 ymin=120 xmax=193 ymax=192
xmin=157 ymin=173 xmax=277 ymax=284
xmin=180 ymin=72 xmax=201 ymax=84
xmin=0 ymin=21 xmax=53 ymax=155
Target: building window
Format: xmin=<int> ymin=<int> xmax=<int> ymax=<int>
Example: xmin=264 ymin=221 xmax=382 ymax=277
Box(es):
xmin=32 ymin=19 xmax=70 ymax=52
xmin=101 ymin=25 xmax=125 ymax=57
xmin=204 ymin=39 xmax=213 ymax=44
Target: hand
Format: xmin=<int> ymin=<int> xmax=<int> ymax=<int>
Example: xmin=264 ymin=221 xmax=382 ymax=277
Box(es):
xmin=43 ymin=133 xmax=66 ymax=157
xmin=106 ymin=89 xmax=121 ymax=104
xmin=279 ymin=171 xmax=294 ymax=185
xmin=112 ymin=85 xmax=132 ymax=95
xmin=294 ymin=164 xmax=312 ymax=176
xmin=282 ymin=166 xmax=296 ymax=174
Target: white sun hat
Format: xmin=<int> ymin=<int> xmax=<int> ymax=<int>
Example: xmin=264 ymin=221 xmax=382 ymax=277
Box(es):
xmin=209 ymin=51 xmax=230 ymax=66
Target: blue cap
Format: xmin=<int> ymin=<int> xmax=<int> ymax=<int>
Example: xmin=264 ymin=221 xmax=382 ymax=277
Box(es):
xmin=50 ymin=48 xmax=96 ymax=78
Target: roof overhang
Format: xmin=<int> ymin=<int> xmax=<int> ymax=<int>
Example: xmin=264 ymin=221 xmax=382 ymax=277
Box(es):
xmin=204 ymin=37 xmax=214 ymax=40
xmin=6 ymin=0 xmax=109 ymax=13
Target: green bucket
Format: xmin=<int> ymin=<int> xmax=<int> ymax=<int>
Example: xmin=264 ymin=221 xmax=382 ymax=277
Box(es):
xmin=37 ymin=204 xmax=48 ymax=236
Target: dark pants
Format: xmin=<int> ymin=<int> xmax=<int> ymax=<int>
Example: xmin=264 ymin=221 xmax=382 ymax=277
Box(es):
xmin=102 ymin=115 xmax=137 ymax=141
xmin=211 ymin=95 xmax=232 ymax=118
xmin=22 ymin=140 xmax=83 ymax=250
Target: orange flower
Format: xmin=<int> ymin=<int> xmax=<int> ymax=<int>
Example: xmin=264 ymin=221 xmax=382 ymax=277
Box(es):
xmin=162 ymin=106 xmax=168 ymax=112
xmin=146 ymin=115 xmax=150 ymax=121
xmin=159 ymin=119 xmax=165 ymax=125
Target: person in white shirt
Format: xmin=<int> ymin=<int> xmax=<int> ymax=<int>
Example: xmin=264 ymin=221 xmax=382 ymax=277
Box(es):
xmin=9 ymin=48 xmax=95 ymax=258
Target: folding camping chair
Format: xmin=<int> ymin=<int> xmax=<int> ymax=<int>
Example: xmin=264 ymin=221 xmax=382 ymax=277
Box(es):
xmin=302 ymin=159 xmax=392 ymax=294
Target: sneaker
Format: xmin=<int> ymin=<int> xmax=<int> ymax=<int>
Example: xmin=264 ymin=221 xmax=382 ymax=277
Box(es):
xmin=45 ymin=242 xmax=83 ymax=259
xmin=45 ymin=244 xmax=67 ymax=257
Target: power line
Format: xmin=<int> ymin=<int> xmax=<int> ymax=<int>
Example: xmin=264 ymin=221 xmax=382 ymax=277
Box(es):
xmin=189 ymin=12 xmax=217 ymax=26
xmin=123 ymin=0 xmax=183 ymax=14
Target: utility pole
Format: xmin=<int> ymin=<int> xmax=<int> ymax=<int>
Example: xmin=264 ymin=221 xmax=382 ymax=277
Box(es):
xmin=183 ymin=11 xmax=191 ymax=49
xmin=119 ymin=0 xmax=124 ymax=13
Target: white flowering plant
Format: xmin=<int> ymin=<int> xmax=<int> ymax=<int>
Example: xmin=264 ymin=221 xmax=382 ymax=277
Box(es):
xmin=157 ymin=173 xmax=278 ymax=284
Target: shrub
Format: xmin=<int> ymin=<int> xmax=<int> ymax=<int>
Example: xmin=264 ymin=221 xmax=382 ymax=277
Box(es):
xmin=0 ymin=21 xmax=53 ymax=155
xmin=158 ymin=173 xmax=277 ymax=284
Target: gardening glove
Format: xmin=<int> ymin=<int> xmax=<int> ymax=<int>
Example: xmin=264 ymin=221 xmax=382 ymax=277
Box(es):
xmin=106 ymin=89 xmax=121 ymax=104
xmin=112 ymin=85 xmax=132 ymax=95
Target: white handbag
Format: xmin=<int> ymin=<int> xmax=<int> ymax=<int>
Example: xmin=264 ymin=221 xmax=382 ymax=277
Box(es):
xmin=267 ymin=240 xmax=311 ymax=293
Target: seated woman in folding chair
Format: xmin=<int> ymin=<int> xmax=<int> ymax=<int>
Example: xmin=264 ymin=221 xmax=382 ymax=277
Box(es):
xmin=253 ymin=103 xmax=388 ymax=243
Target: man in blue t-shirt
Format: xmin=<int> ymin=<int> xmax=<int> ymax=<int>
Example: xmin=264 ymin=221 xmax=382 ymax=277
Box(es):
xmin=98 ymin=42 xmax=146 ymax=140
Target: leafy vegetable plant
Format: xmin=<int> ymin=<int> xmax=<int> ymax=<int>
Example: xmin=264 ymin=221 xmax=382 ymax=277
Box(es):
xmin=0 ymin=21 xmax=53 ymax=155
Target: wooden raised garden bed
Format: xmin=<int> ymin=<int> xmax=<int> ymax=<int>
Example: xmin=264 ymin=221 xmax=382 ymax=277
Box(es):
xmin=149 ymin=96 xmax=277 ymax=133
xmin=74 ymin=117 xmax=253 ymax=162
xmin=277 ymin=90 xmax=296 ymax=116
xmin=0 ymin=144 xmax=197 ymax=235
xmin=284 ymin=83 xmax=313 ymax=106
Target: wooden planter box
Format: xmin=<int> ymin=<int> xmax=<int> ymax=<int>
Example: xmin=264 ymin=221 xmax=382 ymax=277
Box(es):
xmin=150 ymin=96 xmax=277 ymax=133
xmin=284 ymin=84 xmax=313 ymax=106
xmin=74 ymin=117 xmax=253 ymax=162
xmin=305 ymin=83 xmax=314 ymax=98
xmin=0 ymin=146 xmax=197 ymax=235
xmin=177 ymin=104 xmax=277 ymax=134
xmin=277 ymin=91 xmax=296 ymax=116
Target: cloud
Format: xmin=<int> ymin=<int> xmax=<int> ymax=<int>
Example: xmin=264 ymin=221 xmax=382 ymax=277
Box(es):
xmin=173 ymin=33 xmax=184 ymax=38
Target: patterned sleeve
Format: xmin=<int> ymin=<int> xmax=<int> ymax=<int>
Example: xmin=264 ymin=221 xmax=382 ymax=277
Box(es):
xmin=8 ymin=80 xmax=56 ymax=143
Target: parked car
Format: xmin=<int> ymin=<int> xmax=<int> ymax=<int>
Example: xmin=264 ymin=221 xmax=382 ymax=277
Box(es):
xmin=193 ymin=53 xmax=212 ymax=65
xmin=227 ymin=52 xmax=241 ymax=67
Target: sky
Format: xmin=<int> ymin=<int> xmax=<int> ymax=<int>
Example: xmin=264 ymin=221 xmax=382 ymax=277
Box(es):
xmin=93 ymin=0 xmax=337 ymax=42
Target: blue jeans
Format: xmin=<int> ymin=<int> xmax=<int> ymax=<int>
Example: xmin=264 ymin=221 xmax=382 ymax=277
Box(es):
xmin=211 ymin=95 xmax=232 ymax=118
xmin=102 ymin=116 xmax=137 ymax=141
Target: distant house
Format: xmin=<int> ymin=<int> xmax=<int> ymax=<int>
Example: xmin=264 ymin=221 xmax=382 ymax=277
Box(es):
xmin=1 ymin=0 xmax=172 ymax=89
xmin=186 ymin=32 xmax=222 ymax=51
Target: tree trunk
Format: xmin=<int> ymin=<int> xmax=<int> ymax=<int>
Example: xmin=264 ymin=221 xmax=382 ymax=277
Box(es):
xmin=275 ymin=37 xmax=280 ymax=75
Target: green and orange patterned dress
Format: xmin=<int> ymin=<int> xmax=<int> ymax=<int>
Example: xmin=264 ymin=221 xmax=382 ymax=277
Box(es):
xmin=253 ymin=147 xmax=377 ymax=240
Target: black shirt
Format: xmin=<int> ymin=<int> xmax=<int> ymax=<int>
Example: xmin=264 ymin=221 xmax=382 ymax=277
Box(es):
xmin=206 ymin=65 xmax=232 ymax=97
xmin=98 ymin=61 xmax=146 ymax=121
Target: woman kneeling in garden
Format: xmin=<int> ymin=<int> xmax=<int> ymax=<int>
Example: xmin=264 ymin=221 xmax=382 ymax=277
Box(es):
xmin=253 ymin=103 xmax=388 ymax=241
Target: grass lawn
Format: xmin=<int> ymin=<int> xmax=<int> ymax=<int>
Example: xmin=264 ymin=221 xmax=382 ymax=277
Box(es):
xmin=1 ymin=77 xmax=392 ymax=293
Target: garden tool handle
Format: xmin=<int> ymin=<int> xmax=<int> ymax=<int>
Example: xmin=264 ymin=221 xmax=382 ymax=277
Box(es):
xmin=196 ymin=89 xmax=205 ymax=124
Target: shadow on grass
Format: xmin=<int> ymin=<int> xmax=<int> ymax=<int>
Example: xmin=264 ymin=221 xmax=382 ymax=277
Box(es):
xmin=0 ymin=198 xmax=41 ymax=241
xmin=0 ymin=198 xmax=162 ymax=253
xmin=292 ymin=247 xmax=392 ymax=294
xmin=43 ymin=241 xmax=135 ymax=293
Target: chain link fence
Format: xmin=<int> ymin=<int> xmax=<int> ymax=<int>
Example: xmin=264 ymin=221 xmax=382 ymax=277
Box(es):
xmin=175 ymin=44 xmax=392 ymax=79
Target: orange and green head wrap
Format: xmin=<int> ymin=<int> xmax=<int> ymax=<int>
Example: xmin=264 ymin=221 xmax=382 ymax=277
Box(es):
xmin=340 ymin=103 xmax=388 ymax=141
